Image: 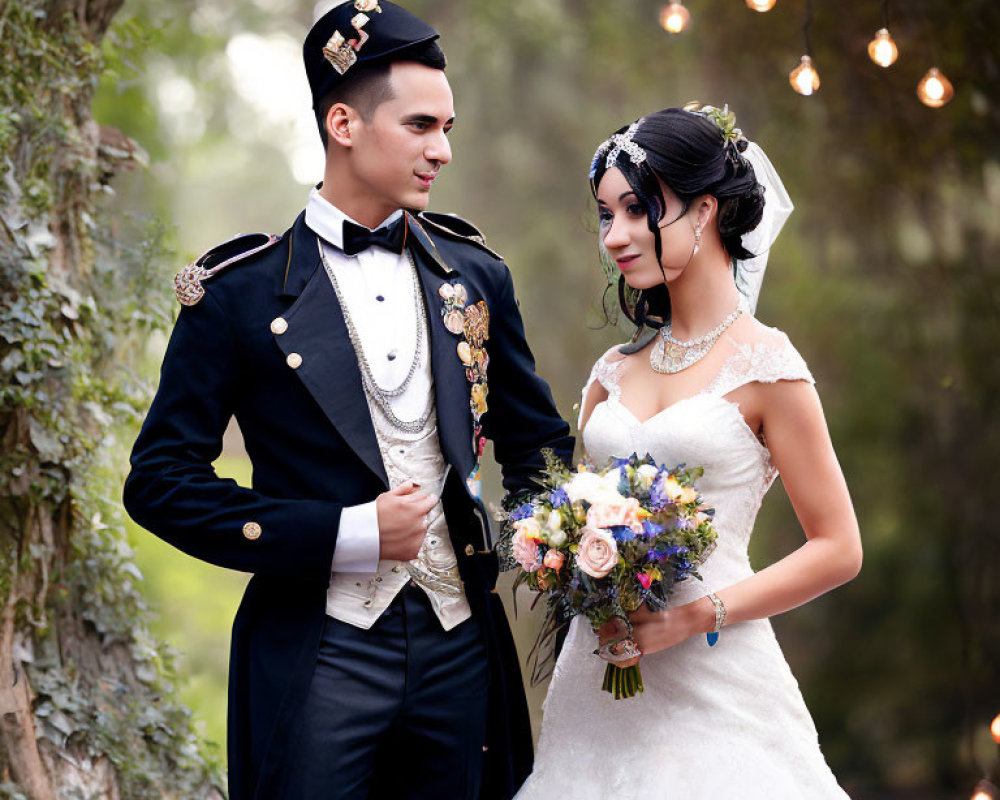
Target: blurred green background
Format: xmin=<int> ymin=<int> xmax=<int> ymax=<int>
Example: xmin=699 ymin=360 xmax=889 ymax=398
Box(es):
xmin=102 ymin=1 xmax=1000 ymax=797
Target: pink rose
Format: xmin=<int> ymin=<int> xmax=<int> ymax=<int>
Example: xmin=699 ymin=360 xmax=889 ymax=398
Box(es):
xmin=586 ymin=497 xmax=644 ymax=533
xmin=575 ymin=526 xmax=618 ymax=578
xmin=636 ymin=572 xmax=652 ymax=589
xmin=512 ymin=527 xmax=542 ymax=572
xmin=543 ymin=549 xmax=565 ymax=571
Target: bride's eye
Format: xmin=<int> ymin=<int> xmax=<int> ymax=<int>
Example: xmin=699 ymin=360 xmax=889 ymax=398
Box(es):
xmin=627 ymin=203 xmax=645 ymax=217
xmin=598 ymin=209 xmax=613 ymax=225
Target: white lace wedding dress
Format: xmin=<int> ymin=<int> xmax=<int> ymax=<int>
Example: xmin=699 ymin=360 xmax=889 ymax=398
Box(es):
xmin=515 ymin=324 xmax=849 ymax=799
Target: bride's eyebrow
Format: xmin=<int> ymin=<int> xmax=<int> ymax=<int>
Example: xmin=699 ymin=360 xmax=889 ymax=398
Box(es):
xmin=597 ymin=191 xmax=637 ymax=206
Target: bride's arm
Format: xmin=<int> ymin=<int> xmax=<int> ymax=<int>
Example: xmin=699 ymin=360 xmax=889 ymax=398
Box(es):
xmin=577 ymin=380 xmax=610 ymax=433
xmin=630 ymin=378 xmax=862 ymax=653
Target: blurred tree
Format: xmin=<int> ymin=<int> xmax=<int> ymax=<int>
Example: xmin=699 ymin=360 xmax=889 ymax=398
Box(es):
xmin=0 ymin=1 xmax=223 ymax=797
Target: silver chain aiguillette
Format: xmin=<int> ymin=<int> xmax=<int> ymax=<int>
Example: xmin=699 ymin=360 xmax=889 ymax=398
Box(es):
xmin=319 ymin=240 xmax=433 ymax=433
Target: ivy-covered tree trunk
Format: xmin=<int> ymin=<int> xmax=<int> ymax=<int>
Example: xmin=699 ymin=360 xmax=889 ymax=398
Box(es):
xmin=1 ymin=2 xmax=223 ymax=797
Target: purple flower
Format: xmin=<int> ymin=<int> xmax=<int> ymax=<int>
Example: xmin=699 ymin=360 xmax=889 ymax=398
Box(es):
xmin=641 ymin=520 xmax=664 ymax=538
xmin=549 ymin=487 xmax=569 ymax=508
xmin=510 ymin=503 xmax=535 ymax=522
xmin=649 ymin=481 xmax=673 ymax=511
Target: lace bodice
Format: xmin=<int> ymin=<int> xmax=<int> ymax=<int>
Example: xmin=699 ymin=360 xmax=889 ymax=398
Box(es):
xmin=579 ymin=325 xmax=813 ymax=601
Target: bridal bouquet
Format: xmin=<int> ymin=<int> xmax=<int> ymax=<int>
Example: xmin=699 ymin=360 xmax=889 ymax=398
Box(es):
xmin=506 ymin=452 xmax=717 ymax=699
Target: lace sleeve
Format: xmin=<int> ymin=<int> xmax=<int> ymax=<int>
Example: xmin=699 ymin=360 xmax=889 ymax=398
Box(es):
xmin=577 ymin=345 xmax=626 ymax=428
xmin=707 ymin=329 xmax=814 ymax=398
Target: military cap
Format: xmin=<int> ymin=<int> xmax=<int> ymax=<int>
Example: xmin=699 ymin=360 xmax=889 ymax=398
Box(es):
xmin=303 ymin=1 xmax=439 ymax=109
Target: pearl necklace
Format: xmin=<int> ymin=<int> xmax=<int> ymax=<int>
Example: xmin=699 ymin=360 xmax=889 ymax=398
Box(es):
xmin=649 ymin=302 xmax=745 ymax=374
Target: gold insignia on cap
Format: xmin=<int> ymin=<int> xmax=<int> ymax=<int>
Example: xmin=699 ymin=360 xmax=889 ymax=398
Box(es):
xmin=322 ymin=13 xmax=375 ymax=76
xmin=243 ymin=522 xmax=262 ymax=540
xmin=354 ymin=0 xmax=382 ymax=12
xmin=464 ymin=544 xmax=475 ymax=556
xmin=270 ymin=317 xmax=288 ymax=335
xmin=286 ymin=352 xmax=303 ymax=369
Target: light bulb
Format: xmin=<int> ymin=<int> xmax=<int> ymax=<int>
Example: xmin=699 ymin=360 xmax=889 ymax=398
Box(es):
xmin=868 ymin=28 xmax=898 ymax=67
xmin=660 ymin=3 xmax=691 ymax=34
xmin=917 ymin=67 xmax=954 ymax=108
xmin=789 ymin=55 xmax=820 ymax=96
xmin=991 ymin=712 xmax=1000 ymax=744
xmin=972 ymin=792 xmax=993 ymax=800
xmin=746 ymin=0 xmax=777 ymax=10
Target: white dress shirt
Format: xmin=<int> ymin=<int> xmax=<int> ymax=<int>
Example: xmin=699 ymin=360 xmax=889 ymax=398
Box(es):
xmin=304 ymin=188 xmax=431 ymax=573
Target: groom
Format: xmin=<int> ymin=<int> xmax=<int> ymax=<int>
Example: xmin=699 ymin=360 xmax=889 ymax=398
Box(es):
xmin=123 ymin=2 xmax=572 ymax=799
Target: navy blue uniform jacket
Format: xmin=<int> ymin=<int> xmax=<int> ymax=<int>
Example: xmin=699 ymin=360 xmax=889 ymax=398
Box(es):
xmin=123 ymin=210 xmax=574 ymax=800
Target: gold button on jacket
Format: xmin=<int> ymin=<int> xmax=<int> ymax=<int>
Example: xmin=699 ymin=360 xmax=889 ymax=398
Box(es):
xmin=243 ymin=522 xmax=262 ymax=540
xmin=464 ymin=544 xmax=475 ymax=556
xmin=286 ymin=352 xmax=303 ymax=369
xmin=270 ymin=317 xmax=288 ymax=335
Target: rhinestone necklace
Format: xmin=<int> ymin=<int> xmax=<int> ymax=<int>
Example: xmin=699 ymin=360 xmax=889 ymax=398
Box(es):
xmin=319 ymin=240 xmax=433 ymax=433
xmin=649 ymin=302 xmax=744 ymax=374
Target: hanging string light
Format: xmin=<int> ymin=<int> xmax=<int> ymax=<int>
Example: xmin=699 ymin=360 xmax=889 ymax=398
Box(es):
xmin=746 ymin=0 xmax=777 ymax=11
xmin=971 ymin=781 xmax=997 ymax=800
xmin=659 ymin=3 xmax=691 ymax=34
xmin=789 ymin=0 xmax=820 ymax=95
xmin=990 ymin=712 xmax=1000 ymax=744
xmin=868 ymin=0 xmax=899 ymax=67
xmin=868 ymin=29 xmax=898 ymax=67
xmin=917 ymin=67 xmax=954 ymax=107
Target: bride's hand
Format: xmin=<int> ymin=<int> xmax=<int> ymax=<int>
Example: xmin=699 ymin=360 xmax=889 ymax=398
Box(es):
xmin=628 ymin=598 xmax=715 ymax=656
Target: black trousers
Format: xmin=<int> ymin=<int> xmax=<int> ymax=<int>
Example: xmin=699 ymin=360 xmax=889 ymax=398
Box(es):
xmin=278 ymin=582 xmax=490 ymax=800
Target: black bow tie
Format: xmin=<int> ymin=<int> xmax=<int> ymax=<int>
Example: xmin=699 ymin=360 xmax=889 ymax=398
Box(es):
xmin=341 ymin=218 xmax=406 ymax=257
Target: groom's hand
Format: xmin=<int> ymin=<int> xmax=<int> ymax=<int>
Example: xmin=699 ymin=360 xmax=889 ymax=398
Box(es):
xmin=375 ymin=482 xmax=438 ymax=562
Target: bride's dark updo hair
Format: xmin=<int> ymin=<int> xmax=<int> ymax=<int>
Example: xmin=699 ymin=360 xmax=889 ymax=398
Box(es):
xmin=590 ymin=106 xmax=766 ymax=330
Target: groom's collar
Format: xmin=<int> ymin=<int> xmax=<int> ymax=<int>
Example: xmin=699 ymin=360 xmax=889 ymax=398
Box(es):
xmin=304 ymin=187 xmax=404 ymax=251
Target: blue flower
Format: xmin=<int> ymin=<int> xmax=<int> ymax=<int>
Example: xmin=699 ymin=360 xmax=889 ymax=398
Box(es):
xmin=674 ymin=517 xmax=693 ymax=531
xmin=510 ymin=503 xmax=535 ymax=522
xmin=641 ymin=520 xmax=664 ymax=538
xmin=609 ymin=525 xmax=635 ymax=543
xmin=611 ymin=456 xmax=631 ymax=468
xmin=549 ymin=487 xmax=569 ymax=508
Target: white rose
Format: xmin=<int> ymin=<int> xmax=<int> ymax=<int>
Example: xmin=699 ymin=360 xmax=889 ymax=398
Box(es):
xmin=546 ymin=509 xmax=563 ymax=532
xmin=564 ymin=471 xmax=604 ymax=504
xmin=636 ymin=464 xmax=659 ymax=489
xmin=547 ymin=527 xmax=568 ymax=547
xmin=600 ymin=467 xmax=623 ymax=492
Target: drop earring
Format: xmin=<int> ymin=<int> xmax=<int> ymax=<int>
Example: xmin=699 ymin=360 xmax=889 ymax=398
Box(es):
xmin=692 ymin=227 xmax=702 ymax=256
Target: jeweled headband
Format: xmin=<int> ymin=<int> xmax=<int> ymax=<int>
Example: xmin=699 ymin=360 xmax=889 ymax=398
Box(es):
xmin=589 ymin=121 xmax=647 ymax=179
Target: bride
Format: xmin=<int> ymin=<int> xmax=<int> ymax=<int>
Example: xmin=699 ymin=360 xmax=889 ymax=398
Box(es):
xmin=514 ymin=106 xmax=862 ymax=798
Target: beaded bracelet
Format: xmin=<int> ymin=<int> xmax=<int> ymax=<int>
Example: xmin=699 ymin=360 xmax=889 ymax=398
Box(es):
xmin=706 ymin=592 xmax=727 ymax=647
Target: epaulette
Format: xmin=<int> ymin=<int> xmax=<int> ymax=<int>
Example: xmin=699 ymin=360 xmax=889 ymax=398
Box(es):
xmin=418 ymin=212 xmax=503 ymax=261
xmin=174 ymin=233 xmax=281 ymax=306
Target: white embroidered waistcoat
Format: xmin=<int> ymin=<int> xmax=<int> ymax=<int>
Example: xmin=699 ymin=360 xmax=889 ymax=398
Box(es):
xmin=325 ymin=272 xmax=472 ymax=632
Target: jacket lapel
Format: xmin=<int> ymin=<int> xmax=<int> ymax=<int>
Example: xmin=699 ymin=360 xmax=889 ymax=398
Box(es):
xmin=274 ymin=214 xmax=389 ymax=488
xmin=406 ymin=214 xmax=475 ymax=481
